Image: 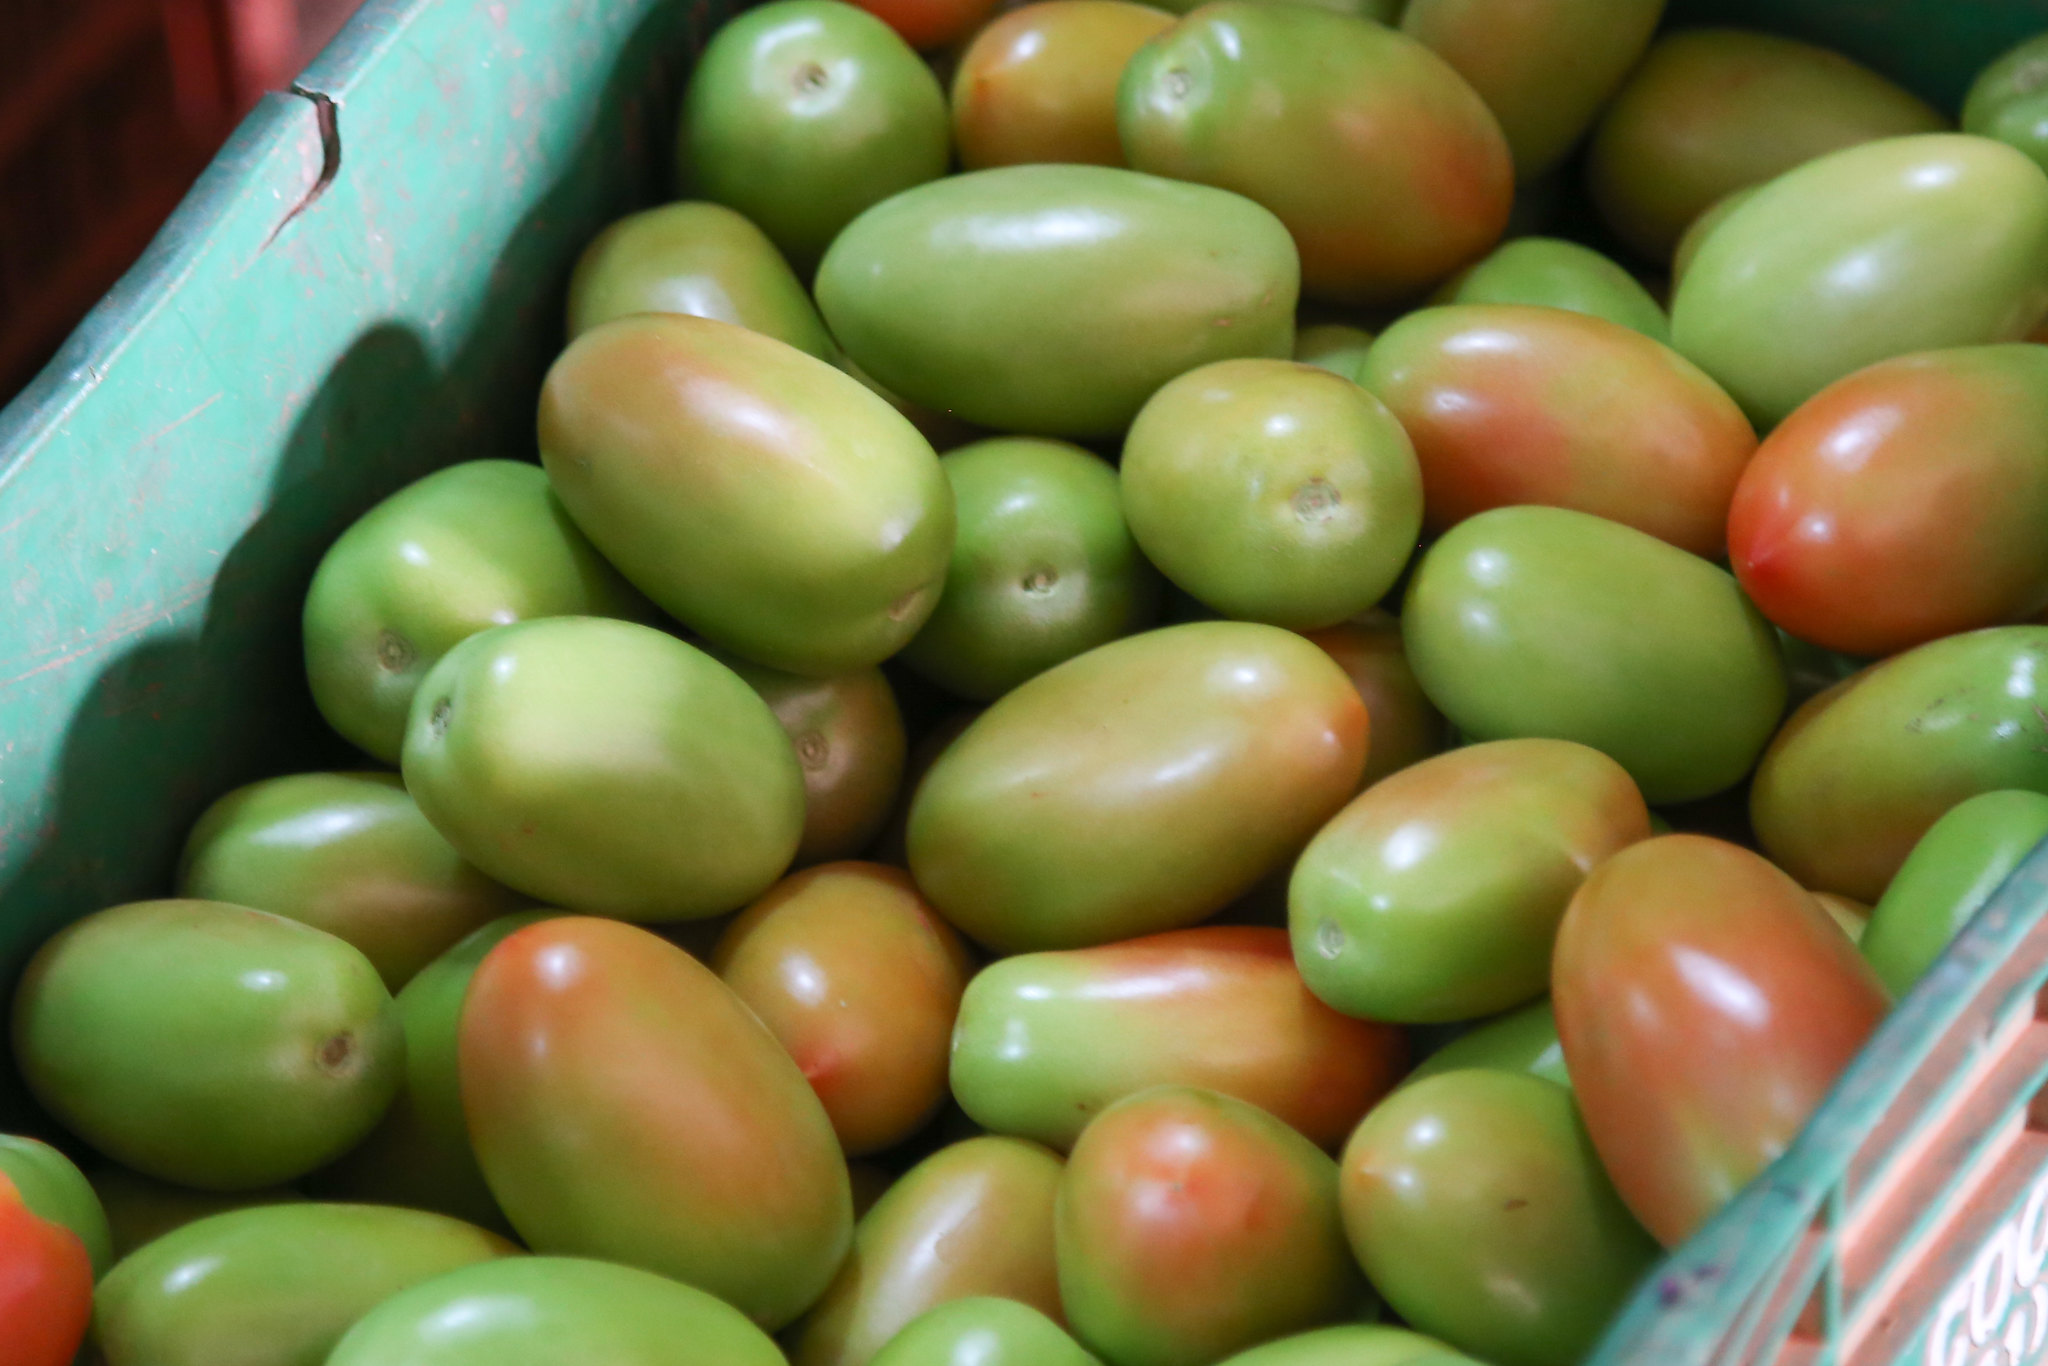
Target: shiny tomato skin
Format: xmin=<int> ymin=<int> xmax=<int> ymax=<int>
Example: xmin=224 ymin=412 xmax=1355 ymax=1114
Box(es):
xmin=1552 ymin=835 xmax=1889 ymax=1245
xmin=1729 ymin=345 xmax=2048 ymax=657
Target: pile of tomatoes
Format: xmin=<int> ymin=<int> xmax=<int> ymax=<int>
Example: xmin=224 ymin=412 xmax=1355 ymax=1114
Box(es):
xmin=9 ymin=2 xmax=2048 ymax=1364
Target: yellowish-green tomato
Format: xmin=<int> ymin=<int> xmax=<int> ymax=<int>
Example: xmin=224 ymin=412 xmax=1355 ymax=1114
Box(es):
xmin=540 ymin=314 xmax=954 ymax=675
xmin=302 ymin=459 xmax=647 ymax=764
xmin=1401 ymin=506 xmax=1786 ymax=804
xmin=900 ymin=438 xmax=1161 ymax=701
xmin=1671 ymin=133 xmax=2048 ymax=426
xmin=1670 ymin=186 xmax=1756 ymax=285
xmin=1587 ymin=28 xmax=1947 ymax=261
xmin=1406 ymin=997 xmax=1570 ymax=1090
xmin=178 ymin=771 xmax=523 ymax=991
xmin=565 ymin=201 xmax=834 ymax=357
xmin=1861 ymin=790 xmax=2048 ymax=995
xmin=1215 ymin=1325 xmax=1479 ymax=1366
xmin=677 ymin=0 xmax=950 ymax=270
xmin=1120 ymin=359 xmax=1423 ymax=630
xmin=12 ymin=900 xmax=401 ymax=1191
xmin=1401 ymin=0 xmax=1662 ymax=181
xmin=323 ymin=1256 xmax=787 ymax=1366
xmin=817 ymin=164 xmax=1299 ymax=437
xmin=1340 ymin=1072 xmax=1659 ymax=1366
xmin=1292 ymin=323 xmax=1374 ymax=384
xmin=92 ymin=1202 xmax=515 ymax=1366
xmin=871 ymin=1299 xmax=1102 ymax=1366
xmin=1965 ymin=32 xmax=2048 ymax=176
xmin=399 ymin=618 xmax=804 ymax=922
xmin=1437 ymin=236 xmax=1668 ymax=341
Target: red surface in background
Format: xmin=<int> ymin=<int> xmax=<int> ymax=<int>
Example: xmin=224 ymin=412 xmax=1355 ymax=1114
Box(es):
xmin=0 ymin=0 xmax=364 ymax=403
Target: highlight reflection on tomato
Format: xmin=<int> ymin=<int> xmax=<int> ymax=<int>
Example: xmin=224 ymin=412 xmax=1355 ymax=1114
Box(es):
xmin=1552 ymin=835 xmax=1889 ymax=1245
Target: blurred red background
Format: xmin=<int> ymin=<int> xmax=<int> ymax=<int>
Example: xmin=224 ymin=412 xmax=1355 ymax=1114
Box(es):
xmin=1 ymin=0 xmax=365 ymax=403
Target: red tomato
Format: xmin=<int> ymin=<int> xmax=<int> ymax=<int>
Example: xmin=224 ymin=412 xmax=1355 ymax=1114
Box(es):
xmin=1729 ymin=345 xmax=2048 ymax=658
xmin=858 ymin=0 xmax=999 ymax=50
xmin=1552 ymin=835 xmax=1889 ymax=1245
xmin=0 ymin=1172 xmax=93 ymax=1366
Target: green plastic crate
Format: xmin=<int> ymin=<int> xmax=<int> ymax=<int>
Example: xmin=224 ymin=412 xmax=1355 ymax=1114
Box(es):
xmin=3 ymin=0 xmax=2047 ymax=1360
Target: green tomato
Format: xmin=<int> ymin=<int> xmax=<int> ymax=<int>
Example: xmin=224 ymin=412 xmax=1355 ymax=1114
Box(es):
xmin=715 ymin=658 xmax=908 ymax=864
xmin=1402 ymin=506 xmax=1787 ymax=804
xmin=1292 ymin=323 xmax=1375 ymax=385
xmin=92 ymin=1203 xmax=514 ymax=1366
xmin=12 ymin=900 xmax=401 ymax=1191
xmin=1401 ymin=0 xmax=1660 ymax=181
xmin=1587 ymin=29 xmax=1947 ymax=262
xmin=312 ymin=912 xmax=556 ymax=1230
xmin=900 ymin=438 xmax=1161 ymax=700
xmin=565 ymin=201 xmax=835 ymax=356
xmin=872 ymin=1298 xmax=1102 ymax=1366
xmin=1119 ymin=3 xmax=1510 ymax=307
xmin=1215 ymin=1325 xmax=1478 ymax=1366
xmin=302 ymin=459 xmax=647 ymax=764
xmin=1436 ymin=236 xmax=1668 ymax=341
xmin=908 ymin=622 xmax=1367 ymax=951
xmin=1752 ymin=627 xmax=2048 ymax=902
xmin=1406 ymin=997 xmax=1570 ymax=1090
xmin=400 ymin=618 xmax=803 ymax=921
xmin=0 ymin=1135 xmax=111 ymax=1276
xmin=1340 ymin=1072 xmax=1658 ymax=1366
xmin=1966 ymin=33 xmax=2048 ymax=176
xmin=793 ymin=1136 xmax=1065 ymax=1366
xmin=324 ymin=1256 xmax=785 ymax=1366
xmin=1291 ymin=739 xmax=1649 ymax=1022
xmin=89 ymin=1170 xmax=304 ymax=1264
xmin=677 ymin=0 xmax=950 ymax=270
xmin=1670 ymin=186 xmax=1756 ymax=285
xmin=1120 ymin=359 xmax=1423 ymax=630
xmin=1861 ymin=790 xmax=2048 ymax=995
xmin=817 ymin=164 xmax=1298 ymax=437
xmin=1058 ymin=1086 xmax=1364 ymax=1366
xmin=178 ymin=771 xmax=523 ymax=991
xmin=1672 ymin=133 xmax=2048 ymax=427
xmin=540 ymin=314 xmax=953 ymax=675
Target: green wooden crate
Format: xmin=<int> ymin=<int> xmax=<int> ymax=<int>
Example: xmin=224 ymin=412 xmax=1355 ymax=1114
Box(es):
xmin=2 ymin=0 xmax=2047 ymax=1359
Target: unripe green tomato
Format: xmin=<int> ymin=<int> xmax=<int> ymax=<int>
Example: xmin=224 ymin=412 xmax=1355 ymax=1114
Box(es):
xmin=1340 ymin=1072 xmax=1659 ymax=1366
xmin=793 ymin=1136 xmax=1065 ymax=1366
xmin=871 ymin=1298 xmax=1102 ymax=1366
xmin=1406 ymin=997 xmax=1570 ymax=1090
xmin=1862 ymin=790 xmax=2048 ymax=995
xmin=302 ymin=459 xmax=647 ymax=764
xmin=1963 ymin=32 xmax=2048 ymax=176
xmin=1671 ymin=133 xmax=2048 ymax=427
xmin=565 ymin=200 xmax=834 ymax=356
xmin=0 ymin=1135 xmax=110 ymax=1276
xmin=1291 ymin=739 xmax=1650 ymax=1022
xmin=1400 ymin=0 xmax=1661 ymax=181
xmin=1120 ymin=359 xmax=1423 ymax=630
xmin=900 ymin=438 xmax=1160 ymax=700
xmin=323 ymin=1256 xmax=786 ymax=1366
xmin=1401 ymin=506 xmax=1786 ymax=804
xmin=1435 ymin=236 xmax=1668 ymax=341
xmin=1292 ymin=323 xmax=1374 ymax=385
xmin=91 ymin=1203 xmax=514 ymax=1366
xmin=400 ymin=617 xmax=804 ymax=922
xmin=312 ymin=912 xmax=556 ymax=1230
xmin=1587 ymin=29 xmax=1947 ymax=262
xmin=677 ymin=0 xmax=950 ymax=270
xmin=540 ymin=315 xmax=954 ymax=675
xmin=12 ymin=900 xmax=401 ymax=1191
xmin=179 ymin=771 xmax=522 ymax=991
xmin=1215 ymin=1326 xmax=1478 ymax=1366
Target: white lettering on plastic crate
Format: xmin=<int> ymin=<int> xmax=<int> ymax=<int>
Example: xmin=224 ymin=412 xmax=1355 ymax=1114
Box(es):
xmin=1928 ymin=1167 xmax=2048 ymax=1366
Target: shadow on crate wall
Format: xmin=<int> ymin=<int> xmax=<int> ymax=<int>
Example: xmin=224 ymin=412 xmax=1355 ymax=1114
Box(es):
xmin=0 ymin=0 xmax=707 ymax=1135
